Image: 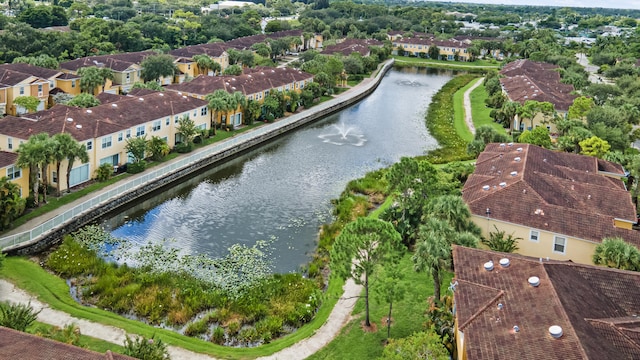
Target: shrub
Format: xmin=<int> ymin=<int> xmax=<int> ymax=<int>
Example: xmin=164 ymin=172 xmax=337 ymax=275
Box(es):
xmin=174 ymin=142 xmax=193 ymax=153
xmin=95 ymin=163 xmax=113 ymax=182
xmin=184 ymin=317 xmax=209 ymax=336
xmin=211 ymin=326 xmax=225 ymax=344
xmin=123 ymin=335 xmax=170 ymax=360
xmin=0 ymin=302 xmax=40 ymax=331
xmin=255 ymin=316 xmax=283 ymax=339
xmin=238 ymin=326 xmax=259 ymax=343
xmin=46 ymin=236 xmax=104 ymax=277
xmin=127 ymin=161 xmax=146 ymax=174
xmin=227 ymin=320 xmax=241 ymax=335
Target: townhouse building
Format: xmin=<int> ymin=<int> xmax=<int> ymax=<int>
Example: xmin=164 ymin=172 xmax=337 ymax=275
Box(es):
xmin=0 ymin=90 xmax=209 ymax=194
xmin=391 ymin=36 xmax=471 ymax=61
xmin=321 ymin=38 xmax=383 ymax=57
xmin=168 ymin=42 xmax=230 ymax=80
xmin=462 ymin=143 xmax=640 ymax=265
xmin=165 ymin=67 xmax=314 ymax=127
xmin=0 ymin=63 xmax=55 ymax=115
xmin=499 ymin=59 xmax=577 ymax=133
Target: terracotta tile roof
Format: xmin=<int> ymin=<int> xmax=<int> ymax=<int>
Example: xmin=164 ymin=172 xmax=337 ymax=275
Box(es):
xmin=0 ymin=151 xmax=18 ymax=168
xmin=0 ymin=68 xmax=33 ymax=86
xmin=0 ymin=326 xmax=135 ymax=359
xmin=60 ymin=51 xmax=157 ymax=72
xmin=95 ymin=92 xmax=127 ymax=104
xmin=392 ymin=36 xmax=469 ymax=49
xmin=453 ymin=246 xmax=640 ymax=360
xmin=0 ymin=63 xmax=61 ymax=80
xmin=462 ymin=143 xmax=640 ymax=247
xmin=169 ymin=42 xmax=227 ymax=59
xmin=0 ymin=91 xmax=207 ymax=142
xmin=224 ymin=30 xmax=303 ymax=50
xmin=321 ymin=39 xmax=382 ymax=56
xmin=165 ymin=67 xmax=313 ymax=97
xmin=499 ymin=59 xmax=577 ymax=111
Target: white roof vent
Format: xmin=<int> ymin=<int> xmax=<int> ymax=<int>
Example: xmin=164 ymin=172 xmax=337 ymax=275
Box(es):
xmin=499 ymin=182 xmax=507 ymax=188
xmin=499 ymin=143 xmax=506 ymax=148
xmin=86 ymin=109 xmax=92 ymax=113
xmin=514 ymin=157 xmax=521 ymax=162
xmin=75 ymin=124 xmax=82 ymax=129
xmin=508 ymin=142 xmax=513 ymax=146
xmin=528 ymin=276 xmax=540 ymax=287
xmin=158 ymin=93 xmax=164 ymax=96
xmin=484 ymin=261 xmax=494 ymax=271
xmin=177 ymin=92 xmax=182 ymax=95
xmin=66 ymin=117 xmax=73 ymax=122
xmin=499 ymin=258 xmax=510 ymax=268
xmin=549 ymin=325 xmax=563 ymax=339
xmin=510 ymin=171 xmax=518 ymax=176
xmin=111 ymin=103 xmax=118 ymax=107
xmin=516 ymin=147 xmax=523 ymax=152
xmin=482 ymin=185 xmax=490 ymax=191
xmin=138 ymin=97 xmax=144 ymax=101
xmin=182 ymin=95 xmax=187 ymax=99
xmin=513 ymin=325 xmax=520 ymax=333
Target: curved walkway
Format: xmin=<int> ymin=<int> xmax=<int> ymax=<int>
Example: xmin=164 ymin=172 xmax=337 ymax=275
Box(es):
xmin=463 ymin=78 xmax=484 ymax=135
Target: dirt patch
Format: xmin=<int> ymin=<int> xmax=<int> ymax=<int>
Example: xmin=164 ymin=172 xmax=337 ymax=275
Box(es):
xmin=360 ymin=320 xmax=377 ymax=333
xmin=380 ymin=316 xmax=394 ymax=327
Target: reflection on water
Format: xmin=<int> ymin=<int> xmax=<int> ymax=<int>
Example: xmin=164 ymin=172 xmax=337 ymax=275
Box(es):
xmin=103 ymin=67 xmax=454 ymax=272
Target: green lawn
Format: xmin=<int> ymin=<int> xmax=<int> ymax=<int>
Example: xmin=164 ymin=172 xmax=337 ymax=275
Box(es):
xmin=0 ymin=256 xmax=345 ymax=359
xmin=308 ymin=253 xmax=453 ymax=360
xmin=452 ymin=78 xmax=481 ymax=143
xmin=470 ymin=83 xmax=506 ymax=135
xmin=28 ymin=322 xmax=126 ymax=355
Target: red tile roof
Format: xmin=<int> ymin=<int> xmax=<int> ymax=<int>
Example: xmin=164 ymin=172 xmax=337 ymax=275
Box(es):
xmin=453 ymin=246 xmax=640 ymax=360
xmin=0 ymin=151 xmax=18 ymax=168
xmin=165 ymin=68 xmax=313 ymax=97
xmin=462 ymin=143 xmax=640 ymax=247
xmin=0 ymin=326 xmax=135 ymax=359
xmin=0 ymin=91 xmax=207 ymax=142
xmin=499 ymin=60 xmax=577 ymax=111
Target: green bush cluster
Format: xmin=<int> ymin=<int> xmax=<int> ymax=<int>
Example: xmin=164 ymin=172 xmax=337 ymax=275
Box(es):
xmin=425 ymin=74 xmax=478 ymax=164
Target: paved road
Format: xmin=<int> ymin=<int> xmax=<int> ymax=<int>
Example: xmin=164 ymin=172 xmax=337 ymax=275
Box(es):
xmin=576 ymin=53 xmax=611 ymax=84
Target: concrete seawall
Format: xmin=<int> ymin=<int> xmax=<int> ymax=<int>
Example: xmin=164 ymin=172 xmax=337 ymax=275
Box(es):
xmin=4 ymin=59 xmax=395 ymax=255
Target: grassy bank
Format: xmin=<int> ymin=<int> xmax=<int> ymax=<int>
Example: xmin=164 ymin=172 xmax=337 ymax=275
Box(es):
xmin=452 ymin=78 xmax=480 ymax=143
xmin=470 ymin=83 xmax=506 ymax=135
xmin=424 ymin=74 xmax=478 ymax=164
xmin=393 ymin=56 xmax=499 ymax=71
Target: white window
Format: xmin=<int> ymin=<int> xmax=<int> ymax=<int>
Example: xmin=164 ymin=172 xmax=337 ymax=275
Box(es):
xmin=101 ymin=136 xmax=112 ymax=149
xmin=152 ymin=120 xmax=161 ymax=132
xmin=166 ymin=117 xmax=170 ymax=126
xmin=7 ymin=138 xmax=12 ymax=150
xmin=174 ymin=115 xmax=179 ymax=124
xmin=19 ymin=87 xmax=24 ymax=95
xmin=86 ymin=141 xmax=92 ymax=150
xmin=201 ymin=107 xmax=208 ymax=116
xmin=69 ymin=163 xmax=89 ymax=187
xmin=126 ymin=73 xmax=131 ymax=83
xmin=193 ymin=110 xmax=197 ymax=117
xmin=7 ymin=165 xmax=21 ymax=180
xmin=126 ymin=129 xmax=131 ymax=138
xmin=52 ymin=171 xmax=58 ymax=183
xmin=553 ymin=236 xmax=566 ymax=254
xmin=248 ymin=95 xmax=253 ymax=100
xmin=136 ymin=125 xmax=145 ymax=137
xmin=118 ymin=132 xmax=123 ymax=142
xmin=71 ymin=80 xmax=76 ymax=88
xmin=529 ymin=230 xmax=539 ymax=242
xmin=38 ymin=84 xmax=43 ymax=96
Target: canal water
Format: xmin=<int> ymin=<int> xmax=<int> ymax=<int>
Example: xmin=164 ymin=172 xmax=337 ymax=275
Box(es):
xmin=104 ymin=67 xmax=455 ymax=272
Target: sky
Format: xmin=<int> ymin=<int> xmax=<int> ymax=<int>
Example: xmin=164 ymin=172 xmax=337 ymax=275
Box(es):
xmin=424 ymin=0 xmax=640 ymax=10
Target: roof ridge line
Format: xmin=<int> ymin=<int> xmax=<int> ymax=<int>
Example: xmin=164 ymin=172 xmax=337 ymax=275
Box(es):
xmin=458 ymin=284 xmax=504 ymax=331
xmin=586 ymin=318 xmax=640 ymax=353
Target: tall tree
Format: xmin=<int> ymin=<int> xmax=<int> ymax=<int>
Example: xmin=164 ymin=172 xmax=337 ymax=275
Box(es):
xmin=140 ymin=54 xmax=177 ymax=83
xmin=77 ymin=66 xmax=114 ymax=94
xmin=13 ymin=96 xmax=40 ymax=113
xmin=67 ymin=93 xmax=101 ymax=108
xmin=176 ymin=116 xmax=198 ymax=149
xmin=65 ymin=141 xmax=89 ymax=194
xmin=16 ymin=134 xmax=48 ymax=205
xmin=373 ymin=262 xmax=405 ymax=339
xmin=192 ymin=54 xmax=215 ymax=76
xmin=0 ymin=177 xmax=26 ymax=230
xmin=51 ymin=133 xmax=75 ymax=197
xmin=331 ymin=217 xmax=404 ymax=327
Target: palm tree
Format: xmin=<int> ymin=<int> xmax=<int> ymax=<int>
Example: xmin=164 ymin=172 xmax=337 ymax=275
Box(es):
xmin=206 ymin=90 xmax=232 ymax=131
xmin=229 ymin=91 xmax=247 ymax=126
xmin=34 ymin=133 xmax=56 ymax=204
xmin=65 ymin=141 xmax=89 ymax=194
xmin=51 ymin=133 xmax=76 ymax=197
xmin=413 ymin=218 xmax=454 ymax=302
xmin=193 ymin=55 xmax=214 ymax=76
xmin=16 ymin=134 xmax=48 ymax=205
xmin=0 ymin=176 xmax=26 ymax=230
xmin=593 ymin=237 xmax=640 ymax=271
xmin=427 ymin=195 xmax=480 ymax=235
xmin=77 ymin=66 xmax=114 ymax=94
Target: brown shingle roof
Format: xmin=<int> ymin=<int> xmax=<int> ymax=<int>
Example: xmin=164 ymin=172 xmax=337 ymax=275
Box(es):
xmin=453 ymin=246 xmax=640 ymax=360
xmin=0 ymin=63 xmax=61 ymax=80
xmin=169 ymin=42 xmax=227 ymax=59
xmin=462 ymin=143 xmax=640 ymax=247
xmin=322 ymin=38 xmax=384 ymax=56
xmin=165 ymin=68 xmax=313 ymax=97
xmin=0 ymin=326 xmax=135 ymax=359
xmin=0 ymin=151 xmax=18 ymax=168
xmin=60 ymin=51 xmax=157 ymax=72
xmin=0 ymin=69 xmax=32 ymax=86
xmin=0 ymin=91 xmax=207 ymax=142
xmin=499 ymin=60 xmax=577 ymax=111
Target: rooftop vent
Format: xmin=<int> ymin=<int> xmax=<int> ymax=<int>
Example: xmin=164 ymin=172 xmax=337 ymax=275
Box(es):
xmin=513 ymin=325 xmax=520 ymax=333
xmin=177 ymin=92 xmax=182 ymax=95
xmin=158 ymin=93 xmax=164 ymax=96
xmin=86 ymin=109 xmax=92 ymax=113
xmin=138 ymin=97 xmax=144 ymax=101
xmin=510 ymin=171 xmax=518 ymax=176
xmin=499 ymin=258 xmax=510 ymax=268
xmin=484 ymin=261 xmax=494 ymax=271
xmin=75 ymin=124 xmax=82 ymax=129
xmin=508 ymin=142 xmax=513 ymax=146
xmin=549 ymin=325 xmax=563 ymax=339
xmin=182 ymin=95 xmax=187 ymax=99
xmin=111 ymin=103 xmax=118 ymax=107
xmin=66 ymin=117 xmax=73 ymax=122
xmin=499 ymin=143 xmax=506 ymax=148
xmin=499 ymin=182 xmax=507 ymax=188
xmin=528 ymin=276 xmax=540 ymax=287
xmin=497 ymin=303 xmax=504 ymax=310
xmin=516 ymin=147 xmax=523 ymax=152
xmin=514 ymin=157 xmax=521 ymax=162
xmin=482 ymin=185 xmax=490 ymax=191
